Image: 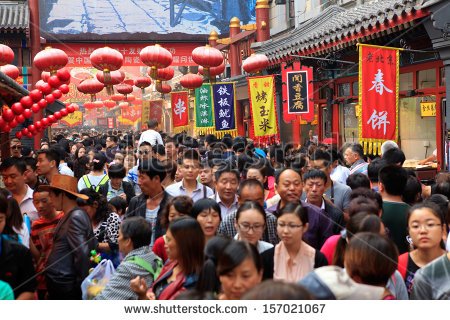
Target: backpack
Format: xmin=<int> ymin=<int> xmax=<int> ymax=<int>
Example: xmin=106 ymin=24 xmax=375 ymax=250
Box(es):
xmin=82 ymin=175 xmax=110 ymax=192
xmin=126 ymin=256 xmax=163 ymax=280
xmin=398 ymin=252 xmax=409 ymax=280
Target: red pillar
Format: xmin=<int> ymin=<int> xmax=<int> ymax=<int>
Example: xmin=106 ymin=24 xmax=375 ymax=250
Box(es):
xmin=29 ymin=0 xmax=43 ymax=149
xmin=255 ymin=0 xmax=270 ymax=42
xmin=229 ymin=17 xmax=241 ymax=77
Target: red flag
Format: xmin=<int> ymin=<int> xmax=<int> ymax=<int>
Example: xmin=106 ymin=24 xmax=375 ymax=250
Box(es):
xmin=171 ymin=91 xmax=189 ymax=132
xmin=359 ymin=44 xmax=399 ymax=155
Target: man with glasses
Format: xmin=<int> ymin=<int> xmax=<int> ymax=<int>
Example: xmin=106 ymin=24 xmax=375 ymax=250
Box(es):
xmin=9 ymin=138 xmax=23 ymax=158
xmin=127 ymin=142 xmax=153 ymax=196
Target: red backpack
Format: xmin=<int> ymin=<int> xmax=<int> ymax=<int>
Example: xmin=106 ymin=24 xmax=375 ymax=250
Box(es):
xmin=397 ymin=252 xmax=409 ymax=279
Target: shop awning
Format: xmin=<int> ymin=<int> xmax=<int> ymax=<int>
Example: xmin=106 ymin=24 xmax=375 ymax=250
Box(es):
xmin=258 ymin=0 xmax=438 ymax=63
xmin=0 ymin=1 xmax=29 ymax=33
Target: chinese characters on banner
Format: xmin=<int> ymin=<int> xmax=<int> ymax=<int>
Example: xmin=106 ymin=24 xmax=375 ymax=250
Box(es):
xmin=358 ymin=44 xmax=399 ymax=155
xmin=248 ymin=75 xmax=278 ymax=137
xmin=171 ymin=91 xmax=189 ymax=133
xmin=420 ymin=102 xmax=436 ymax=117
xmin=107 ymin=118 xmax=114 ymax=129
xmin=120 ymin=104 xmax=142 ymax=125
xmin=212 ymin=83 xmax=237 ymax=137
xmin=51 ymin=43 xmax=200 ymax=67
xmin=59 ymin=111 xmax=83 ymax=127
xmin=195 ymin=84 xmax=215 ymax=135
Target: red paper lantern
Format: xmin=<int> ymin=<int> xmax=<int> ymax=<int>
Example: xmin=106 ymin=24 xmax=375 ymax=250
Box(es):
xmin=157 ymin=83 xmax=172 ymax=94
xmin=38 ymin=99 xmax=48 ymax=109
xmin=56 ymin=68 xmax=71 ymax=83
xmin=48 ymin=115 xmax=56 ymax=123
xmin=154 ymin=67 xmax=175 ymax=81
xmin=115 ymin=83 xmax=133 ymax=97
xmin=93 ymin=101 xmax=104 ymax=109
xmin=90 ymin=47 xmax=123 ymax=73
xmin=45 ymin=94 xmax=55 ymax=104
xmin=126 ymin=94 xmax=136 ymax=102
xmin=140 ymin=44 xmax=172 ymax=69
xmin=103 ymin=100 xmax=116 ymax=109
xmin=29 ymin=89 xmax=43 ymax=102
xmin=67 ymin=104 xmax=76 ymax=113
xmin=60 ymin=108 xmax=68 ymax=117
xmin=96 ymin=70 xmax=125 ymax=85
xmin=119 ymin=102 xmax=129 ymax=109
xmin=31 ymin=104 xmax=40 ymax=113
xmin=2 ymin=108 xmax=15 ymax=122
xmin=9 ymin=119 xmax=18 ymax=129
xmin=21 ymin=128 xmax=29 ymax=135
xmin=16 ymin=114 xmax=25 ymax=124
xmin=23 ymin=109 xmax=33 ymax=119
xmin=72 ymin=104 xmax=79 ymax=111
xmin=0 ymin=64 xmax=19 ymax=80
xmin=84 ymin=102 xmax=95 ymax=110
xmin=26 ymin=132 xmax=32 ymax=138
xmin=242 ymin=54 xmax=269 ymax=74
xmin=48 ymin=75 xmax=62 ymax=88
xmin=54 ymin=111 xmax=62 ymax=120
xmin=34 ymin=47 xmax=68 ymax=74
xmin=35 ymin=121 xmax=43 ymax=130
xmin=77 ymin=78 xmax=104 ymax=101
xmin=0 ymin=44 xmax=14 ymax=66
xmin=110 ymin=93 xmax=124 ymax=102
xmin=35 ymin=80 xmax=47 ymax=91
xmin=28 ymin=124 xmax=36 ymax=133
xmin=52 ymin=89 xmax=62 ymax=99
xmin=180 ymin=73 xmax=203 ymax=90
xmin=41 ymin=71 xmax=50 ymax=82
xmin=11 ymin=102 xmax=24 ymax=115
xmin=59 ymin=84 xmax=70 ymax=94
xmin=15 ymin=131 xmax=23 ymax=139
xmin=40 ymin=83 xmax=53 ymax=95
xmin=134 ymin=76 xmax=152 ymax=89
xmin=199 ymin=61 xmax=225 ymax=77
xmin=41 ymin=118 xmax=50 ymax=127
xmin=192 ymin=45 xmax=223 ymax=68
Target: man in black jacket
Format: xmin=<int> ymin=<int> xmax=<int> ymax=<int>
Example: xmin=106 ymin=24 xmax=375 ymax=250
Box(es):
xmin=126 ymin=158 xmax=172 ymax=248
xmin=38 ymin=174 xmax=97 ymax=300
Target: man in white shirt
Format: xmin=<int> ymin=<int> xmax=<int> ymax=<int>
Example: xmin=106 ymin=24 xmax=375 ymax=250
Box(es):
xmin=139 ymin=120 xmax=164 ymax=147
xmin=0 ymin=157 xmax=37 ymax=222
xmin=210 ymin=163 xmax=239 ymax=220
xmin=165 ymin=149 xmax=214 ymax=203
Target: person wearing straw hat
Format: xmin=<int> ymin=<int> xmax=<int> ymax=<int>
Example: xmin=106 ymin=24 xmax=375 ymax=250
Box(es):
xmin=38 ymin=174 xmax=97 ymax=300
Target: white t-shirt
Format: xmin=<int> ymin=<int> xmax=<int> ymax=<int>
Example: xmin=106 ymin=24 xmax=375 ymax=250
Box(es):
xmin=139 ymin=129 xmax=164 ymax=147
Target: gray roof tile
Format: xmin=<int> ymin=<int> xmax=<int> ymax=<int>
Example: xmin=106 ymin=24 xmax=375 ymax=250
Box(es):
xmin=0 ymin=1 xmax=29 ymax=31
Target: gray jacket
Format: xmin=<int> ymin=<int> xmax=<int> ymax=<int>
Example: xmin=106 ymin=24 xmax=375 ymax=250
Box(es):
xmin=95 ymin=246 xmax=161 ymax=300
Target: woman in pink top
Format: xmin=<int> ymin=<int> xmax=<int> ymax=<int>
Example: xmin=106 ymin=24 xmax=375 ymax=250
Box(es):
xmin=261 ymin=202 xmax=327 ymax=281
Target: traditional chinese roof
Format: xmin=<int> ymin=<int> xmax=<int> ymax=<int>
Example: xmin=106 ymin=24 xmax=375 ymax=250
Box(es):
xmin=258 ymin=0 xmax=438 ymax=63
xmin=0 ymin=1 xmax=29 ymax=33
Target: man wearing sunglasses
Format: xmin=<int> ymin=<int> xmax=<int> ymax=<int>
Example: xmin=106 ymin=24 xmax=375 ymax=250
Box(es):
xmin=127 ymin=142 xmax=153 ymax=196
xmin=10 ymin=138 xmax=23 ymax=158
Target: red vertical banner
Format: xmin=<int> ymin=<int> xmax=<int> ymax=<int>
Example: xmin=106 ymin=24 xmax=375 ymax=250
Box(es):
xmin=358 ymin=44 xmax=399 ymax=155
xmin=150 ymin=100 xmax=164 ymax=125
xmin=107 ymin=117 xmax=114 ymax=128
xmin=171 ymin=91 xmax=189 ymax=133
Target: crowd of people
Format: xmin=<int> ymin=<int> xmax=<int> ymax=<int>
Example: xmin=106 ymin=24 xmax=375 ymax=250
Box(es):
xmin=0 ymin=120 xmax=449 ymax=300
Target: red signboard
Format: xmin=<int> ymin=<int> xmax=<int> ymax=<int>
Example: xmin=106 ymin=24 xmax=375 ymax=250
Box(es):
xmin=108 ymin=118 xmax=114 ymax=129
xmin=358 ymin=44 xmax=399 ymax=154
xmin=51 ymin=43 xmax=201 ymax=67
xmin=150 ymin=100 xmax=164 ymax=126
xmin=171 ymin=91 xmax=189 ymax=132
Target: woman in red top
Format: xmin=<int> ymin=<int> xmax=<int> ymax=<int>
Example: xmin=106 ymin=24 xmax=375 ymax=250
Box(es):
xmin=152 ymin=196 xmax=193 ymax=262
xmin=131 ymin=217 xmax=204 ymax=300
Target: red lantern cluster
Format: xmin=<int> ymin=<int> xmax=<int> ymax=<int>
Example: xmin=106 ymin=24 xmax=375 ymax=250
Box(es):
xmin=156 ymin=83 xmax=172 ymax=94
xmin=96 ymin=69 xmax=125 ymax=95
xmin=242 ymin=54 xmax=269 ymax=74
xmin=15 ymin=104 xmax=77 ymax=139
xmin=192 ymin=45 xmax=224 ymax=80
xmin=1 ymin=67 xmax=72 ymax=134
xmin=198 ymin=61 xmax=225 ymax=78
xmin=77 ymin=78 xmax=104 ymax=101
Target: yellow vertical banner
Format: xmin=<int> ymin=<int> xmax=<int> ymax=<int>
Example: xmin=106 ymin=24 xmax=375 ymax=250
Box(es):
xmin=141 ymin=100 xmax=150 ymax=125
xmin=248 ymin=75 xmax=278 ymax=137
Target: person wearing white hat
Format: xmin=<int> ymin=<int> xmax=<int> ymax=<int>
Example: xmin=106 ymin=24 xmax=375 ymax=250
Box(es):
xmin=38 ymin=174 xmax=97 ymax=300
